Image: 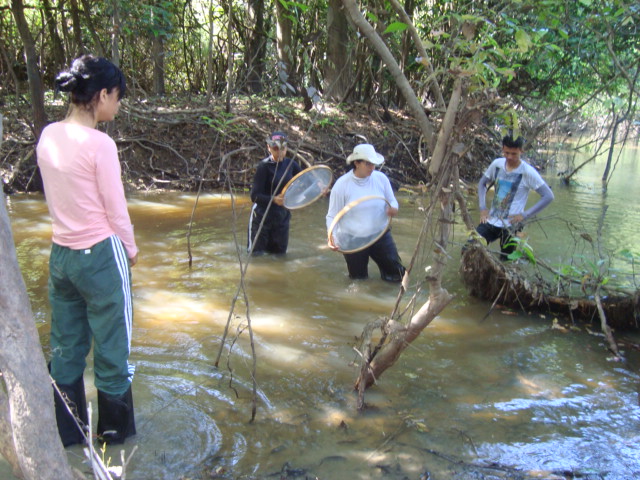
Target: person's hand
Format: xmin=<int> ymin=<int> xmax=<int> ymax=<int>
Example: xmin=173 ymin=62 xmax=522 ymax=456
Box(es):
xmin=328 ymin=234 xmax=340 ymax=251
xmin=386 ymin=206 xmax=398 ymax=218
xmin=129 ymin=254 xmax=138 ymax=267
xmin=273 ymin=194 xmax=284 ymax=206
xmin=321 ymin=186 xmax=330 ymax=197
xmin=509 ymin=213 xmax=525 ymax=224
xmin=479 ymin=209 xmax=489 ymax=223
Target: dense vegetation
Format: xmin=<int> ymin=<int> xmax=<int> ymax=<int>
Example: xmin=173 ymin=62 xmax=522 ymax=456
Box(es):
xmin=1 ymin=0 xmax=639 ymax=192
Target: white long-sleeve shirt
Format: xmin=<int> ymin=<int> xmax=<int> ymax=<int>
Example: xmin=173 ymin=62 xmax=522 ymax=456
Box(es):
xmin=326 ymin=170 xmax=399 ymax=231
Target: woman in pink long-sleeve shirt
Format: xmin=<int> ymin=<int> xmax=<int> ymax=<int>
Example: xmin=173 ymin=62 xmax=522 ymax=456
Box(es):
xmin=36 ymin=55 xmax=137 ymax=447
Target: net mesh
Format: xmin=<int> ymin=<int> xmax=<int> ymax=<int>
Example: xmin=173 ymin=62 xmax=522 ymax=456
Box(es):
xmin=330 ymin=196 xmax=390 ymax=253
xmin=283 ymin=166 xmax=333 ymax=210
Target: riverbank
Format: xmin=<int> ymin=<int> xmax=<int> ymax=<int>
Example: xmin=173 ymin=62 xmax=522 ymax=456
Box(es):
xmin=2 ymin=97 xmax=499 ymax=194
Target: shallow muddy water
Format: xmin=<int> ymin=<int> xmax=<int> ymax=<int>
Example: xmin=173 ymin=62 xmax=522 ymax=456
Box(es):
xmin=3 ymin=147 xmax=640 ymax=479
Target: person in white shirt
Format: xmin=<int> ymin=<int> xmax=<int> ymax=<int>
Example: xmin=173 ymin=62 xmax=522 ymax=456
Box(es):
xmin=476 ymin=134 xmax=554 ymax=259
xmin=326 ymin=144 xmax=405 ymax=282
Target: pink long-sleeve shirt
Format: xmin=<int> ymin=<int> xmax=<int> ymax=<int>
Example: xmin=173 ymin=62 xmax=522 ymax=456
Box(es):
xmin=36 ymin=122 xmax=138 ymax=258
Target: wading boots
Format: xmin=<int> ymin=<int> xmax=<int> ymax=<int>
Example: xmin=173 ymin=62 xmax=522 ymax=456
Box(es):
xmin=53 ymin=375 xmax=89 ymax=447
xmin=97 ymin=385 xmax=136 ymax=444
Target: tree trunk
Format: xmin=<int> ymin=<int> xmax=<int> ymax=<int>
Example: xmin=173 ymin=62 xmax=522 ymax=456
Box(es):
xmin=152 ymin=34 xmax=166 ymax=96
xmin=0 ymin=386 xmax=22 ymax=479
xmin=10 ymin=0 xmax=48 ymax=141
xmin=428 ymin=78 xmax=461 ymax=176
xmin=324 ymin=0 xmax=352 ymax=101
xmin=388 ymin=0 xmax=445 ymax=109
xmin=0 ymin=115 xmax=83 ymax=480
xmin=224 ymin=0 xmax=234 ymax=113
xmin=243 ymin=0 xmax=266 ymax=94
xmin=602 ymin=113 xmax=621 ymax=190
xmin=274 ymin=0 xmax=297 ymax=95
xmin=356 ymin=285 xmax=454 ymax=392
xmin=151 ymin=0 xmax=166 ymax=96
xmin=111 ymin=0 xmax=121 ymax=66
xmin=41 ymin=0 xmax=67 ymax=71
xmin=79 ymin=0 xmax=106 ymax=56
xmin=67 ymin=0 xmax=85 ymax=56
xmin=206 ymin=0 xmax=216 ymax=102
xmin=10 ymin=0 xmax=46 ymax=192
xmin=341 ymin=0 xmax=466 ymax=399
xmin=341 ymin=0 xmax=436 ymax=152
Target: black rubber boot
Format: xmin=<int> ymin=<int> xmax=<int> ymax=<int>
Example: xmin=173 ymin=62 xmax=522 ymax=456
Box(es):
xmin=53 ymin=376 xmax=88 ymax=447
xmin=97 ymin=386 xmax=136 ymax=444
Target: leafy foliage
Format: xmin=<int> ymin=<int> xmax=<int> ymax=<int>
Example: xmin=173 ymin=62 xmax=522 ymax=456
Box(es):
xmin=1 ymin=0 xmax=637 ymax=122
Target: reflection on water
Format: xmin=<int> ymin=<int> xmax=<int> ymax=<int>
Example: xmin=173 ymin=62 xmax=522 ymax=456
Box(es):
xmin=3 ymin=150 xmax=640 ymax=479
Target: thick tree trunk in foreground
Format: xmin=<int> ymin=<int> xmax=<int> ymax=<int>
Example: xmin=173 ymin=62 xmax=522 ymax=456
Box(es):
xmin=0 ymin=116 xmax=82 ymax=479
xmin=0 ymin=389 xmax=21 ymax=478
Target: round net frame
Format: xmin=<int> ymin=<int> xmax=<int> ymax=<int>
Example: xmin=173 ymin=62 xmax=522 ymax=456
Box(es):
xmin=282 ymin=165 xmax=333 ymax=210
xmin=328 ymin=195 xmax=392 ymax=253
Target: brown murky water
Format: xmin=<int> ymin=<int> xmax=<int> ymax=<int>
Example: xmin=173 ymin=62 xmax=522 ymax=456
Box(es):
xmin=3 ymin=147 xmax=640 ymax=479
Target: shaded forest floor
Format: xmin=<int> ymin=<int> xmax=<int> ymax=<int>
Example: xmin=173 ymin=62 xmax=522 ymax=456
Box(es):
xmin=2 ymin=96 xmax=496 ymax=194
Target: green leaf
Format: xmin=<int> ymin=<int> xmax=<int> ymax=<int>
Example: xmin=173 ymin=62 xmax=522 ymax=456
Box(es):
xmin=384 ymin=22 xmax=408 ymax=34
xmin=290 ymin=1 xmax=309 ymax=12
xmin=496 ymin=67 xmax=517 ymax=78
xmin=507 ymin=251 xmax=523 ymax=261
xmin=515 ymin=29 xmax=533 ymax=52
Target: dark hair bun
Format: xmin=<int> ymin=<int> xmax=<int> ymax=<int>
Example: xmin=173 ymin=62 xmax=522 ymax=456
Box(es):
xmin=55 ymin=55 xmax=126 ymax=105
xmin=55 ymin=71 xmax=79 ymax=93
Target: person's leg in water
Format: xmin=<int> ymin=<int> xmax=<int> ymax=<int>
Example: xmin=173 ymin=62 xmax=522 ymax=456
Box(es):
xmin=343 ymin=249 xmax=369 ymax=279
xmin=83 ymin=236 xmax=136 ymax=445
xmin=248 ymin=206 xmax=270 ymax=255
xmin=49 ymin=244 xmax=91 ymax=446
xmin=266 ymin=209 xmax=291 ymax=255
xmin=369 ymin=230 xmax=405 ymax=282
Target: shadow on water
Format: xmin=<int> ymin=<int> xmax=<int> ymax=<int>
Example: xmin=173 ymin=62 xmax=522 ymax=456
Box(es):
xmin=4 ymin=149 xmax=640 ymax=479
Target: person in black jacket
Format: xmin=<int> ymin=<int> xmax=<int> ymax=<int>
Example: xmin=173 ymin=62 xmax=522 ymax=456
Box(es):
xmin=247 ymin=131 xmax=302 ymax=255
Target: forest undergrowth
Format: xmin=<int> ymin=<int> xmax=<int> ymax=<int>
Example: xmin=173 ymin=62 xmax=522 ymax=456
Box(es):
xmin=1 ymin=96 xmax=511 ymax=194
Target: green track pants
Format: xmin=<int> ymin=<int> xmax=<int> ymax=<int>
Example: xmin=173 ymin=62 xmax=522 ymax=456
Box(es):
xmin=48 ymin=235 xmax=134 ymax=396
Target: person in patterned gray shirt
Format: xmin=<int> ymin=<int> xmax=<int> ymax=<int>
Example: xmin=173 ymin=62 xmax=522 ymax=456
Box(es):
xmin=475 ymin=134 xmax=554 ymax=259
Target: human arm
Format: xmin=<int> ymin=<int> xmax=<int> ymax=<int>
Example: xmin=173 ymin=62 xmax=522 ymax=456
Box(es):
xmin=272 ymin=159 xmax=302 ymax=206
xmin=510 ymin=183 xmax=554 ymax=223
xmin=250 ymin=162 xmax=273 ymax=206
xmin=326 ymin=178 xmax=345 ymax=250
xmin=380 ymin=173 xmax=399 ymax=217
xmin=96 ymin=139 xmax=138 ymax=260
xmin=477 ymin=175 xmax=491 ymax=223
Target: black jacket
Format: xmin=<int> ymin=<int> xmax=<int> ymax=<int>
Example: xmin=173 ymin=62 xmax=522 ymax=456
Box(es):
xmin=250 ymin=157 xmax=302 ymax=212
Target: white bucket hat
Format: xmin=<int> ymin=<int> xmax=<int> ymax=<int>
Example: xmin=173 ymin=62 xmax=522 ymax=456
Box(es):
xmin=346 ymin=144 xmax=385 ymax=165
